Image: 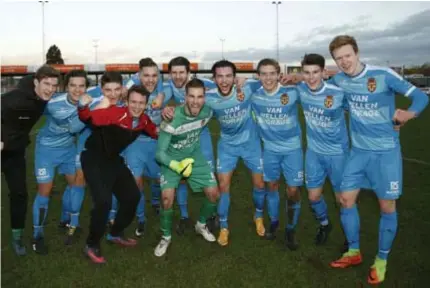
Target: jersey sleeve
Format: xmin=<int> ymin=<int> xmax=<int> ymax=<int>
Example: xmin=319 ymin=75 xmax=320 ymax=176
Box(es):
xmin=86 ymin=86 xmax=103 ymax=98
xmin=385 ymin=69 xmax=429 ymax=114
xmin=162 ymin=83 xmax=173 ymax=104
xmin=68 ymin=114 xmax=86 ymax=134
xmin=245 ymin=79 xmax=262 ymax=93
xmin=198 ymin=77 xmax=217 ymax=90
xmin=155 ymin=124 xmax=174 ymax=166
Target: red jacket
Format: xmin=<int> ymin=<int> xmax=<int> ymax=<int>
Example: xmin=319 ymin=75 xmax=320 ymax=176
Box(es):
xmin=78 ymin=105 xmax=157 ymax=158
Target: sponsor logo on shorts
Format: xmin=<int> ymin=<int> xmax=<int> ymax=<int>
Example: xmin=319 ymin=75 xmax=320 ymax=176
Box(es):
xmin=294 ymin=171 xmax=304 ymax=182
xmin=386 ymin=181 xmax=400 ymax=195
xmin=367 ymin=77 xmax=377 ymax=93
xmin=160 ymin=175 xmax=167 ymax=186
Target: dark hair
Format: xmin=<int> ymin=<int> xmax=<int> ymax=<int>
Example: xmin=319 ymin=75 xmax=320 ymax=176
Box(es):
xmin=256 ymin=58 xmax=281 ymax=74
xmin=65 ymin=69 xmax=89 ymax=87
xmin=329 ymin=35 xmax=359 ymax=58
xmin=211 ymin=60 xmax=236 ymax=77
xmin=301 ymin=53 xmax=325 ymax=70
xmin=101 ymin=71 xmax=123 ymax=88
xmin=139 ymin=57 xmax=157 ymax=70
xmin=168 ymin=56 xmax=190 ymax=72
xmin=185 ymin=78 xmax=205 ymax=94
xmin=127 ymin=85 xmax=150 ymax=102
xmin=35 ymin=65 xmax=60 ymax=81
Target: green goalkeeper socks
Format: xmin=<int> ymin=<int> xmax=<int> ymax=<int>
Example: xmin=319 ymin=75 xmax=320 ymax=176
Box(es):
xmin=198 ymin=198 xmax=217 ymax=224
xmin=160 ymin=208 xmax=174 ymax=237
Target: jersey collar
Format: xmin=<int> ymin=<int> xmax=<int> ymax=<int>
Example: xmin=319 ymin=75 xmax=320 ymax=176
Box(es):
xmin=264 ymin=83 xmax=281 ymax=96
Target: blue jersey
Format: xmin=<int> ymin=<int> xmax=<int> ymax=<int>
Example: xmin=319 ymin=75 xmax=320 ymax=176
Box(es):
xmin=164 ymin=78 xmax=217 ymax=104
xmin=251 ymin=85 xmax=301 ymax=153
xmin=297 ymin=81 xmax=349 ymax=155
xmin=331 ymin=65 xmax=428 ymax=151
xmin=206 ymin=85 xmax=258 ymax=146
xmin=36 ymin=93 xmax=85 ymax=148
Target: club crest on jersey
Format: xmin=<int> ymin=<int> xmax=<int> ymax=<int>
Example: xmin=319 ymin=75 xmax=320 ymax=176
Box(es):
xmin=324 ymin=95 xmax=333 ymax=108
xmin=236 ymin=91 xmax=245 ymax=102
xmin=367 ymin=77 xmax=377 ymax=93
xmin=280 ymin=93 xmax=289 ymax=105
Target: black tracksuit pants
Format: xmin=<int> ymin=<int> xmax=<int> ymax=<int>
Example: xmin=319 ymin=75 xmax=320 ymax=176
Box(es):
xmin=1 ymin=149 xmax=28 ymax=230
xmin=81 ymin=150 xmax=140 ymax=248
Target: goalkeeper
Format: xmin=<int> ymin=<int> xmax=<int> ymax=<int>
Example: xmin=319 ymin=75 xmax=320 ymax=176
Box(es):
xmin=154 ymin=78 xmax=219 ymax=257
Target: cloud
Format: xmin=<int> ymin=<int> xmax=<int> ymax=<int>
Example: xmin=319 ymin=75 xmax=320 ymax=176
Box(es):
xmin=201 ymin=9 xmax=430 ymax=66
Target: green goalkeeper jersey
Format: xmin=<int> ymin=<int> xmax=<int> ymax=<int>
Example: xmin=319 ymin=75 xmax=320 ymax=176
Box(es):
xmin=156 ymin=105 xmax=213 ymax=167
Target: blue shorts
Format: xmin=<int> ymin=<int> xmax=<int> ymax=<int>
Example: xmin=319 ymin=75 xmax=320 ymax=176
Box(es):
xmin=216 ymin=139 xmax=263 ymax=174
xmin=34 ymin=143 xmax=76 ymax=183
xmin=76 ymin=128 xmax=92 ymax=170
xmin=340 ymin=147 xmax=402 ymax=200
xmin=263 ymin=148 xmax=304 ymax=186
xmin=200 ymin=127 xmax=215 ymax=172
xmin=305 ymin=149 xmax=347 ymax=193
xmin=124 ymin=139 xmax=160 ymax=179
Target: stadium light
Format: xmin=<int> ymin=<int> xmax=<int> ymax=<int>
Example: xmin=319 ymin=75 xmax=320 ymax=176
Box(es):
xmin=93 ymin=39 xmax=99 ymax=64
xmin=39 ymin=1 xmax=48 ymax=64
xmin=220 ymin=38 xmax=225 ymax=59
xmin=272 ymin=1 xmax=281 ymax=61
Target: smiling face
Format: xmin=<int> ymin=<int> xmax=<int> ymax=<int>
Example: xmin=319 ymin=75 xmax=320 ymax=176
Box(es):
xmin=140 ymin=66 xmax=158 ymax=93
xmin=34 ymin=77 xmax=58 ymax=101
xmin=185 ymin=87 xmax=205 ymax=117
xmin=170 ymin=65 xmax=189 ymax=89
xmin=302 ymin=64 xmax=323 ymax=90
xmin=102 ymin=82 xmax=122 ymax=104
xmin=67 ymin=76 xmax=87 ymax=103
xmin=214 ymin=66 xmax=235 ymax=96
xmin=258 ymin=64 xmax=279 ymax=93
xmin=127 ymin=91 xmax=147 ymax=117
xmin=332 ymin=44 xmax=361 ymax=76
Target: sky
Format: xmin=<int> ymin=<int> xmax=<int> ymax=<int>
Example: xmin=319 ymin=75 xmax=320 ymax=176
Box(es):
xmin=1 ymin=0 xmax=430 ymax=67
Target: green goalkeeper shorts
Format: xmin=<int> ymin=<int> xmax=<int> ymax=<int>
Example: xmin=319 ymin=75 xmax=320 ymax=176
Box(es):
xmin=160 ymin=154 xmax=217 ymax=193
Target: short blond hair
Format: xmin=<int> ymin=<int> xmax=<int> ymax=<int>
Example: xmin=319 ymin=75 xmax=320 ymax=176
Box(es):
xmin=329 ymin=35 xmax=359 ymax=57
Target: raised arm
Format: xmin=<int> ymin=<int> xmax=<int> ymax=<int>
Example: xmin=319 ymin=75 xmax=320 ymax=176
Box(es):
xmin=155 ymin=128 xmax=173 ymax=167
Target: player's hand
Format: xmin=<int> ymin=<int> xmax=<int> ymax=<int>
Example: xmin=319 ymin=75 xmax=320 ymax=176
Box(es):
xmin=162 ymin=106 xmax=175 ymax=121
xmin=235 ymin=77 xmax=246 ymax=89
xmin=1 ymin=141 xmax=4 ymax=151
xmin=169 ymin=158 xmax=194 ymax=177
xmin=152 ymin=93 xmax=164 ymax=109
xmin=392 ymin=109 xmax=416 ymax=125
xmin=120 ymin=87 xmax=128 ymax=102
xmin=94 ymin=97 xmax=111 ymax=110
xmin=280 ymin=74 xmax=300 ymax=85
xmin=79 ymin=93 xmax=93 ymax=107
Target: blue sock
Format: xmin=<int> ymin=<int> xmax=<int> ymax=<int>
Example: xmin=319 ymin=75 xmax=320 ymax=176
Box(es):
xmin=340 ymin=205 xmax=360 ymax=250
xmin=378 ymin=211 xmax=398 ymax=260
xmin=108 ymin=194 xmax=118 ymax=223
xmin=286 ymin=200 xmax=301 ymax=231
xmin=61 ymin=186 xmax=71 ymax=223
xmin=266 ymin=190 xmax=280 ymax=222
xmin=176 ymin=183 xmax=189 ymax=219
xmin=252 ymin=188 xmax=265 ymax=219
xmin=70 ymin=186 xmax=85 ymax=228
xmin=218 ymin=192 xmax=230 ymax=229
xmin=32 ymin=194 xmax=49 ymax=239
xmin=310 ymin=196 xmax=329 ymax=226
xmin=136 ymin=190 xmax=145 ymax=223
xmin=151 ymin=182 xmax=161 ymax=206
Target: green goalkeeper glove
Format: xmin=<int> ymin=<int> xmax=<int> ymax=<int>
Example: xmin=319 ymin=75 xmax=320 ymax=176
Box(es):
xmin=169 ymin=158 xmax=194 ymax=177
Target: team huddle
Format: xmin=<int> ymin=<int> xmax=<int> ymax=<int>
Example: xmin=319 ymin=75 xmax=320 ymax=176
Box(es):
xmin=1 ymin=35 xmax=428 ymax=285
